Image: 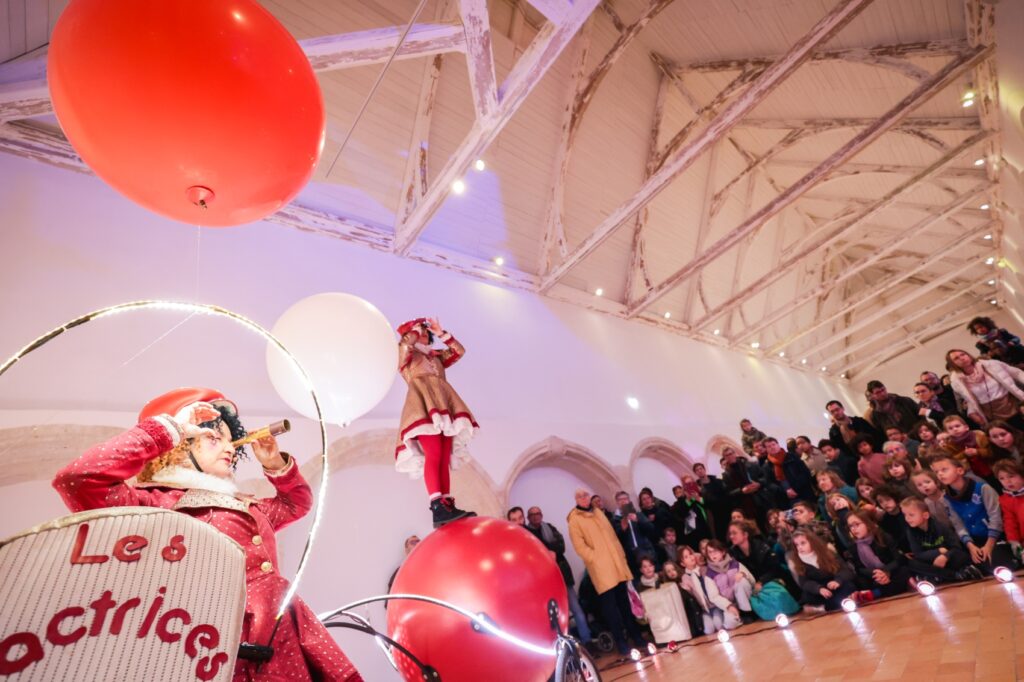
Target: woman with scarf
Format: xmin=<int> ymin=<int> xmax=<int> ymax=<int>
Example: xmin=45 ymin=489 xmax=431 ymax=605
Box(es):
xmin=703 ymin=540 xmax=757 ymax=623
xmin=52 ymin=388 xmax=362 ymax=682
xmin=395 ymin=317 xmax=479 ymax=527
xmin=946 ymin=348 xmax=1024 ymax=431
xmin=942 ymin=414 xmax=997 ymax=488
xmin=845 ymin=510 xmax=912 ymax=598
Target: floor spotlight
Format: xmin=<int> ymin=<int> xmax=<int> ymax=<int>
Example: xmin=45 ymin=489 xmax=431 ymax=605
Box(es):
xmin=629 ymin=648 xmax=641 ymax=661
xmin=841 ymin=598 xmax=857 ymax=612
xmin=647 ymin=642 xmax=657 ymax=656
xmin=995 ymin=566 xmax=1014 ymax=583
xmin=717 ymin=630 xmax=730 ymax=643
xmin=666 ymin=641 xmax=678 ymax=652
xmin=775 ymin=614 xmax=790 ymax=628
xmin=916 ymin=580 xmax=936 ymax=597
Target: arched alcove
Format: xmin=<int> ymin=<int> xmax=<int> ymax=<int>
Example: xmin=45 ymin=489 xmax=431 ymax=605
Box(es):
xmin=704 ymin=434 xmax=748 ymax=474
xmin=628 ymin=437 xmax=696 ymax=502
xmin=501 ymin=435 xmax=623 ymax=507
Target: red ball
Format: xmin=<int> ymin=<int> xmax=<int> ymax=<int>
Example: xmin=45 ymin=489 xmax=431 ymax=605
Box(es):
xmin=387 ymin=517 xmax=568 ymax=682
xmin=48 ymin=0 xmax=325 ymax=226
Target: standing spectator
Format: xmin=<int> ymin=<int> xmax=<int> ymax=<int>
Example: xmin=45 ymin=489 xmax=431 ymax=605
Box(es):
xmin=591 ymin=494 xmax=614 ymax=523
xmin=507 ymin=506 xmax=525 ymax=525
xmin=740 ymin=419 xmax=768 ymax=457
xmin=720 ymin=446 xmax=769 ymax=530
xmin=968 ymin=316 xmax=1024 ymax=365
xmin=526 ymin=506 xmax=594 ymax=648
xmin=988 ymin=420 xmax=1024 ymax=464
xmin=913 ymin=382 xmax=950 ymax=425
xmin=827 ymin=400 xmax=882 ymax=455
xmin=693 ymin=462 xmax=730 ymax=541
xmin=795 ymin=435 xmax=828 ymax=474
xmin=853 ymin=434 xmax=888 ymax=487
xmin=613 ymin=491 xmax=659 ymax=572
xmin=387 ymin=535 xmax=421 ymax=593
xmin=920 ymin=370 xmax=963 ymax=417
xmin=820 ymin=439 xmax=858 ymax=486
xmin=765 ymin=437 xmax=815 ymax=505
xmin=671 ymin=476 xmax=712 ymax=550
xmin=638 ymin=489 xmax=674 ymax=540
xmin=865 ymin=380 xmax=920 ymax=435
xmin=885 ymin=427 xmax=920 ymax=460
xmin=567 ymin=489 xmax=646 ymax=656
xmin=945 ymin=349 xmax=1024 ymax=430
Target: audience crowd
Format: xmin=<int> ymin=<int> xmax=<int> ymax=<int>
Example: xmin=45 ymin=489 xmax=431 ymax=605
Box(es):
xmin=394 ymin=317 xmax=1024 ymax=658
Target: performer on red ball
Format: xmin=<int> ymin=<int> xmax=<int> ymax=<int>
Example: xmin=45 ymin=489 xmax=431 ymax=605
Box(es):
xmin=395 ymin=318 xmax=479 ymax=527
xmin=52 ymin=387 xmax=362 ymax=682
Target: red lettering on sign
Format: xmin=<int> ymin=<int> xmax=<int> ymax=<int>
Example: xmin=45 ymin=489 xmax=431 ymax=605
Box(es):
xmin=136 ymin=587 xmax=166 ymax=639
xmin=112 ymin=535 xmax=148 ymax=562
xmin=109 ymin=597 xmax=142 ymax=636
xmin=184 ymin=624 xmax=221 ymax=659
xmin=0 ymin=632 xmax=44 ymax=674
xmin=69 ymin=524 xmax=108 ymax=565
xmin=156 ymin=608 xmax=192 ymax=644
xmin=197 ymin=652 xmax=230 ymax=681
xmin=88 ymin=591 xmax=117 ymax=637
xmin=46 ymin=607 xmax=87 ymax=646
xmin=161 ymin=534 xmax=187 ymax=562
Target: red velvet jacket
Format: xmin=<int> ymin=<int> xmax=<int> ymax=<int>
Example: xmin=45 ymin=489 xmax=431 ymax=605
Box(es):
xmin=999 ymin=491 xmax=1024 ymax=544
xmin=53 ymin=419 xmax=361 ymax=682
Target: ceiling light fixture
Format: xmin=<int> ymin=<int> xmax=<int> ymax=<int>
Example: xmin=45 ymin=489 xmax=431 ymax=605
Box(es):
xmin=778 ymin=351 xmax=785 ymax=358
xmin=595 ymin=288 xmax=604 ymax=297
xmin=750 ymin=341 xmax=760 ymax=349
xmin=980 ymin=203 xmax=990 ymax=210
xmin=663 ymin=312 xmax=671 ymax=319
xmin=986 ymin=257 xmax=996 ymax=265
xmin=975 ymin=158 xmax=986 ymax=166
xmin=493 ymin=256 xmax=504 ymax=266
xmin=451 ymin=179 xmax=466 ymax=194
xmin=801 ymin=358 xmax=808 ymax=365
xmin=474 ymin=159 xmax=486 ymax=172
xmin=713 ymin=329 xmax=721 ymax=336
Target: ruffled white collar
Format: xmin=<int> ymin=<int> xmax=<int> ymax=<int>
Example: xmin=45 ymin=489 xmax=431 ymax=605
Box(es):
xmin=151 ymin=465 xmax=238 ymax=496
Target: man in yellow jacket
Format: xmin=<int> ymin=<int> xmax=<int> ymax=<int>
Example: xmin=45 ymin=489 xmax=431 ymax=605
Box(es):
xmin=568 ymin=488 xmax=647 ymax=656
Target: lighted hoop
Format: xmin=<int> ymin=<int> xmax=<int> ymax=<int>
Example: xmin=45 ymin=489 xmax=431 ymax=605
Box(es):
xmin=0 ymin=300 xmax=327 ymax=620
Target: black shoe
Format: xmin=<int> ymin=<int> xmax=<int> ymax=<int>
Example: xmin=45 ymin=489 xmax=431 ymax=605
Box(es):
xmin=954 ymin=565 xmax=984 ymax=581
xmin=739 ymin=610 xmax=757 ymax=625
xmin=430 ymin=498 xmax=472 ymax=528
xmin=442 ymin=496 xmax=477 ymax=519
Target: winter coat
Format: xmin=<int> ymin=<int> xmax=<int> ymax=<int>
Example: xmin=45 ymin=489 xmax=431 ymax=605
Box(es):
xmin=790 ymin=556 xmax=856 ymax=600
xmin=848 ymin=532 xmax=904 ymax=581
xmin=865 ymin=394 xmax=921 ymax=434
xmin=905 ymin=518 xmax=962 ymax=563
xmin=999 ymin=492 xmax=1024 ymax=545
xmin=526 ymin=522 xmax=574 ymax=586
xmin=829 ymin=417 xmax=883 ymax=455
xmin=729 ymin=537 xmax=785 ymax=585
xmin=567 ymin=506 xmax=633 ymax=594
xmin=949 ymin=360 xmax=1024 ymax=423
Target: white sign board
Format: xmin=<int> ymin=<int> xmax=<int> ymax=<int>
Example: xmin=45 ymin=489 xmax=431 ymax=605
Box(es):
xmin=0 ymin=507 xmax=246 ymax=681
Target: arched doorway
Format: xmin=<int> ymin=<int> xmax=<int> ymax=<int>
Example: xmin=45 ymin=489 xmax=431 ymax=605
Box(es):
xmin=628 ymin=437 xmax=695 ymax=503
xmin=704 ymin=435 xmax=748 ymax=474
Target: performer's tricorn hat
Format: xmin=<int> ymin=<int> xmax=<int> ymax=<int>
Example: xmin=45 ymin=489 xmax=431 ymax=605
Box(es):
xmin=396 ymin=318 xmax=428 ymax=338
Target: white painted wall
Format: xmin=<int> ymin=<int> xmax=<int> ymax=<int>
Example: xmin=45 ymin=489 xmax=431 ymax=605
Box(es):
xmin=0 ymin=153 xmax=862 ymax=679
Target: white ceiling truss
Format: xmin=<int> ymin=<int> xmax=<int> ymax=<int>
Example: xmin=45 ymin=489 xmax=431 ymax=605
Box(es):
xmin=0 ymin=0 xmax=1012 ymax=380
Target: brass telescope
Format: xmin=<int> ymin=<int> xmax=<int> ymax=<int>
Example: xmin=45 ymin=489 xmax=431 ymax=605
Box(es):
xmin=232 ymin=419 xmax=291 ymax=448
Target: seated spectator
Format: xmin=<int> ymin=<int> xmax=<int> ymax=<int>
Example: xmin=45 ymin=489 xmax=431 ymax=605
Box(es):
xmin=914 ymin=420 xmax=945 ymax=461
xmin=988 ymin=420 xmax=1024 ymax=465
xmin=852 ymin=435 xmax=888 ymax=487
xmin=900 ymin=497 xmax=981 ymax=583
xmin=882 ymin=455 xmax=916 ymax=498
xmin=885 ymin=426 xmax=921 ymax=460
xmin=703 ymin=540 xmax=757 ymax=623
xmin=661 ymin=560 xmax=705 ymax=636
xmin=946 ymin=348 xmax=1024 ymax=431
xmin=507 ymin=506 xmax=525 ymax=525
xmin=635 ymin=557 xmax=692 ymax=645
xmin=791 ymin=500 xmax=836 ymax=547
xmin=827 ymin=400 xmax=883 ymax=456
xmin=913 ymin=382 xmax=951 ymax=426
xmin=639 ymin=488 xmax=674 ymax=541
xmin=659 ymin=527 xmax=680 ymax=566
xmin=865 ymin=380 xmax=920 ymax=435
xmin=816 ymin=470 xmax=858 ymax=521
xmin=821 ymin=439 xmax=858 ymax=486
xmin=943 ymin=414 xmax=996 ymax=487
xmin=764 ymin=436 xmax=816 ymax=505
xmin=845 ymin=509 xmax=913 ymax=598
xmin=994 ymin=460 xmax=1024 ymax=563
xmin=786 ymin=529 xmax=858 ymax=612
xmin=730 ymin=509 xmax=761 ymax=534
xmin=854 ymin=478 xmax=881 ymax=517
xmin=525 ymin=506 xmax=593 ymax=647
xmin=740 ymin=418 xmax=768 ymax=457
xmin=678 ymin=546 xmax=742 ymax=633
xmin=823 ymin=492 xmax=860 ymax=557
xmin=795 ymin=435 xmax=828 ymax=474
xmin=727 ymin=520 xmax=799 ymax=620
xmin=671 ymin=477 xmax=712 ymax=550
xmin=968 ymin=315 xmax=1024 ymax=366
xmin=931 ymin=454 xmax=1015 ymax=573
xmin=910 ymin=469 xmax=952 ymax=528
xmin=872 ymin=486 xmax=910 ymax=552
xmin=613 ymin=490 xmax=659 ymax=572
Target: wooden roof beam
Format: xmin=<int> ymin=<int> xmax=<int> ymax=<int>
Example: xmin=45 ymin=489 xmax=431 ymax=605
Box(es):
xmin=736 ymin=116 xmax=980 ymax=130
xmin=766 ymin=158 xmax=985 ymax=179
xmin=539 ymin=0 xmax=876 ymax=292
xmin=392 ymin=0 xmax=601 ymax=256
xmin=459 ymin=0 xmax=499 ymax=120
xmin=627 ymin=47 xmax=992 ymax=319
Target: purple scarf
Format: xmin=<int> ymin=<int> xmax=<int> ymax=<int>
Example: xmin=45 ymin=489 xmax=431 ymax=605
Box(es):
xmin=705 ymin=557 xmax=740 ymax=600
xmin=854 ymin=537 xmax=885 ymax=571
xmin=950 ymin=430 xmax=979 ymax=450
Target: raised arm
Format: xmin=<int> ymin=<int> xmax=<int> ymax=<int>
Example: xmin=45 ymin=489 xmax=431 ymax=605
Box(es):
xmin=257 ymin=454 xmax=314 ymax=531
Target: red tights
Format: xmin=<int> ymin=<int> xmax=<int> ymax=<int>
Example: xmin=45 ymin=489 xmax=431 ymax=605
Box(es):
xmin=418 ymin=434 xmax=453 ymax=498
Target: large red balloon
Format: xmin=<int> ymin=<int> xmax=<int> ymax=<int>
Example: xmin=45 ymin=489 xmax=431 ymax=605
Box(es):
xmin=48 ymin=0 xmax=325 ymax=226
xmin=387 ymin=517 xmax=568 ymax=682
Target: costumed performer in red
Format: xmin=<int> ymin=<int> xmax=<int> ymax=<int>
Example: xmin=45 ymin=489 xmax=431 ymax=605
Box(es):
xmin=395 ymin=318 xmax=479 ymax=527
xmin=52 ymin=387 xmax=362 ymax=682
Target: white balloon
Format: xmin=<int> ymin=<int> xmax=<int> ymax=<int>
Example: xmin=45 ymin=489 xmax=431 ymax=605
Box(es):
xmin=266 ymin=293 xmax=397 ymax=426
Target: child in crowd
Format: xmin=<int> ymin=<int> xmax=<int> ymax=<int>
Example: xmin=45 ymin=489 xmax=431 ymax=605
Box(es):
xmin=821 ymin=440 xmax=858 ymax=488
xmin=900 ymin=497 xmax=981 ymax=582
xmin=679 ymin=546 xmax=742 ymax=633
xmin=636 ymin=556 xmax=661 ymax=592
xmin=824 ymin=492 xmax=859 ymax=557
xmin=854 ymin=478 xmax=881 ymax=518
xmin=791 ymin=500 xmax=836 ymax=548
xmin=994 ymin=459 xmax=1024 ymax=563
xmin=882 ymin=456 xmax=916 ymax=498
xmin=872 ymin=486 xmax=911 ymax=552
xmin=852 ymin=435 xmax=888 ymax=487
xmin=915 ymin=420 xmax=945 ymax=461
xmin=988 ymin=420 xmax=1024 ymax=464
xmin=845 ymin=509 xmax=913 ymax=598
xmin=635 ymin=557 xmax=692 ymax=645
xmin=786 ymin=529 xmax=859 ymax=612
xmin=816 ymin=470 xmax=858 ymax=522
xmin=660 ymin=527 xmax=680 ymax=566
xmin=662 ymin=560 xmax=705 ymax=636
xmin=910 ymin=468 xmax=952 ymax=528
xmin=931 ymin=454 xmax=1014 ymax=572
xmin=703 ymin=540 xmax=757 ymax=623
xmin=943 ymin=415 xmax=996 ymax=488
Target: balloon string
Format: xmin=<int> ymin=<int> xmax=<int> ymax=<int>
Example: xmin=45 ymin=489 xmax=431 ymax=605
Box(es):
xmin=323 ymin=0 xmax=431 ymax=178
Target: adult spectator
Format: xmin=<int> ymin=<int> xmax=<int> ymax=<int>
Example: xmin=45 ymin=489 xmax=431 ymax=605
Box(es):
xmin=507 ymin=506 xmax=525 ymax=525
xmin=694 ymin=462 xmax=731 ymax=541
xmin=945 ymin=348 xmax=1024 ymax=430
xmin=387 ymin=535 xmax=421 ymax=593
xmin=740 ymin=419 xmax=768 ymax=457
xmin=795 ymin=435 xmax=828 ymax=474
xmin=820 ymin=439 xmax=858 ymax=486
xmin=591 ymin=494 xmax=615 ymax=523
xmin=638 ymin=489 xmax=674 ymax=540
xmin=567 ymin=489 xmax=646 ymax=657
xmin=525 ymin=506 xmax=594 ymax=648
xmin=864 ymin=380 xmax=920 ymax=434
xmin=913 ymin=381 xmax=951 ymax=425
xmin=827 ymin=400 xmax=882 ymax=455
xmin=920 ymin=371 xmax=962 ymax=416
xmin=884 ymin=426 xmax=920 ymax=460
xmin=671 ymin=475 xmax=712 ymax=550
xmin=764 ymin=437 xmax=815 ymax=505
xmin=720 ymin=446 xmax=771 ymax=529
xmin=613 ymin=490 xmax=659 ymax=571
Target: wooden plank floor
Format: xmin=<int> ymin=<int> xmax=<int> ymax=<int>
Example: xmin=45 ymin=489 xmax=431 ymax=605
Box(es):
xmin=593 ymin=579 xmax=1024 ymax=681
